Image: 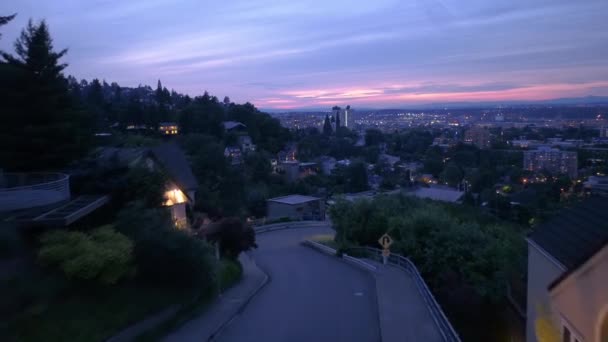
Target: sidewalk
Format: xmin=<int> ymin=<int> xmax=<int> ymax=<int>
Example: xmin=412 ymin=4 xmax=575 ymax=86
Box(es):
xmin=366 ymin=259 xmax=444 ymax=342
xmin=163 ymin=252 xmax=268 ymax=342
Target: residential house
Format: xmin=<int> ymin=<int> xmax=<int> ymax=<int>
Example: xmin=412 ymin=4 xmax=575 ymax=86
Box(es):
xmin=526 ymin=197 xmax=608 ymax=342
xmin=159 ymin=122 xmax=178 ymax=135
xmin=319 ymin=156 xmax=337 ymax=176
xmin=95 ymin=143 xmax=199 ymax=228
xmin=224 ymin=146 xmax=243 ymax=166
xmin=278 ymin=161 xmax=319 ymax=182
xmin=278 ymin=144 xmax=298 ymax=162
xmin=223 ymin=121 xmax=247 ymax=132
xmin=238 ymin=135 xmax=256 ymax=153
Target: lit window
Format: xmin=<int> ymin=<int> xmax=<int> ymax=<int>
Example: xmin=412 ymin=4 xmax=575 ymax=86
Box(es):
xmin=165 ymin=130 xmax=169 ymax=134
xmin=164 ymin=188 xmax=186 ymax=206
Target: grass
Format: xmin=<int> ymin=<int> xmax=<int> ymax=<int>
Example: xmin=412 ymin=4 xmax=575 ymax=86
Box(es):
xmin=310 ymin=234 xmax=338 ymax=248
xmin=4 ymin=280 xmax=190 ymax=342
xmin=2 ymin=258 xmax=243 ymax=342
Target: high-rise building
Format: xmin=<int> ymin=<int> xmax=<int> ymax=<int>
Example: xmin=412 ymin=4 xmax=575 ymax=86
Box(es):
xmin=464 ymin=127 xmax=491 ymax=149
xmin=331 ymin=105 xmax=353 ymax=129
xmin=524 ymin=146 xmax=578 ymax=178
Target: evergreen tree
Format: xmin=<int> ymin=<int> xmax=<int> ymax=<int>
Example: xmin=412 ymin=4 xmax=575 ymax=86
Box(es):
xmin=0 ymin=19 xmax=91 ymax=171
xmin=0 ymin=14 xmax=16 ymax=40
xmin=335 ymin=110 xmax=341 ymax=130
xmin=323 ymin=114 xmax=333 ymax=135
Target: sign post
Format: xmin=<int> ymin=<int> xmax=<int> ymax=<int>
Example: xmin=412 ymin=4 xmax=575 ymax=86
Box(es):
xmin=378 ymin=233 xmax=393 ymax=265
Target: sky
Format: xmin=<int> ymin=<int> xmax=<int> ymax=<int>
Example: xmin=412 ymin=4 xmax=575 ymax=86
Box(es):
xmin=1 ymin=0 xmax=608 ymax=109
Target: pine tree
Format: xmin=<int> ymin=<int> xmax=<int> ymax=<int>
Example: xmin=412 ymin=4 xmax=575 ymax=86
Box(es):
xmin=0 ymin=14 xmax=16 ymax=40
xmin=0 ymin=19 xmax=91 ymax=171
xmin=323 ymin=114 xmax=333 ymax=135
xmin=335 ymin=110 xmax=341 ymax=130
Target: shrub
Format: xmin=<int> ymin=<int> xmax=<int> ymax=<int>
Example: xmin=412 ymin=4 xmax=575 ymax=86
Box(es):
xmin=0 ymin=222 xmax=21 ymax=259
xmin=218 ymin=259 xmax=242 ymax=291
xmin=38 ymin=226 xmax=134 ymax=284
xmin=115 ymin=203 xmax=217 ymax=290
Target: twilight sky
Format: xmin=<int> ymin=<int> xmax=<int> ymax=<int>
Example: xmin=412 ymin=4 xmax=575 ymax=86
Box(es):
xmin=1 ymin=0 xmax=608 ymax=109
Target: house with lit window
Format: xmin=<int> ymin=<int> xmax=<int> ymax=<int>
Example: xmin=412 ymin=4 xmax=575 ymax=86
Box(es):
xmin=159 ymin=122 xmax=179 ymax=135
xmin=526 ymin=196 xmax=608 ymax=342
xmin=95 ymin=143 xmax=198 ymax=228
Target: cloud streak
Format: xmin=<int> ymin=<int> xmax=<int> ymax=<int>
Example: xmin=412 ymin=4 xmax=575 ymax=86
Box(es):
xmin=1 ymin=0 xmax=607 ymax=108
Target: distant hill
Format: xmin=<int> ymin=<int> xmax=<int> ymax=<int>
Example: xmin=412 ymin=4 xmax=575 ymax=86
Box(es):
xmin=268 ymin=95 xmax=608 ymax=113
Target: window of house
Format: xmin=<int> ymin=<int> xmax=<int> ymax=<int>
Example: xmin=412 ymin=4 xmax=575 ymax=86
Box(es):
xmin=561 ymin=318 xmax=583 ymax=342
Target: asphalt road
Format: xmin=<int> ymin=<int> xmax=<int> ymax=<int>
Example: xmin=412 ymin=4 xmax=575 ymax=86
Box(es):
xmin=217 ymin=227 xmax=381 ymax=342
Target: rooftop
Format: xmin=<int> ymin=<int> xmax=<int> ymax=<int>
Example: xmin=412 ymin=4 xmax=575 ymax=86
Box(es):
xmin=268 ymin=194 xmax=320 ymax=205
xmin=529 ymin=196 xmax=608 ymax=271
xmin=406 ymin=186 xmax=464 ymax=203
xmin=223 ymin=121 xmax=247 ymax=131
xmin=151 ymin=143 xmax=199 ymax=191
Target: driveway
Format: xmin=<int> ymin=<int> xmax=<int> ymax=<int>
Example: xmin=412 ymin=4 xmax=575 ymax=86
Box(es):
xmin=217 ymin=227 xmax=381 ymax=342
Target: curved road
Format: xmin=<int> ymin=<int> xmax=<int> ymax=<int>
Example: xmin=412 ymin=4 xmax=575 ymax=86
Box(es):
xmin=217 ymin=227 xmax=381 ymax=342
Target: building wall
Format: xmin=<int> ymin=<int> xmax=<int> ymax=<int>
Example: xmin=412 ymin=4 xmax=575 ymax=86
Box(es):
xmin=526 ymin=242 xmax=566 ymax=342
xmin=550 ymin=246 xmax=608 ymax=342
xmin=524 ymin=149 xmax=578 ymax=178
xmin=267 ymin=200 xmax=325 ymax=221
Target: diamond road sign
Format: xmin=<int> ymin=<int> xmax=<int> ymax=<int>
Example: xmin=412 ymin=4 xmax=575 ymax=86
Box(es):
xmin=378 ymin=233 xmax=393 ymax=249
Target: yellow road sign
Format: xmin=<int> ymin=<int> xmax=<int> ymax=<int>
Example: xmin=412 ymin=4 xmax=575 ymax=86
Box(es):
xmin=378 ymin=233 xmax=393 ymax=249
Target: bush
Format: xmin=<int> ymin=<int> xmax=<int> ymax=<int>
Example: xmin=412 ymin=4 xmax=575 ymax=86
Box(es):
xmin=0 ymin=222 xmax=21 ymax=259
xmin=115 ymin=203 xmax=217 ymax=290
xmin=206 ymin=217 xmax=257 ymax=259
xmin=218 ymin=259 xmax=242 ymax=291
xmin=38 ymin=226 xmax=134 ymax=285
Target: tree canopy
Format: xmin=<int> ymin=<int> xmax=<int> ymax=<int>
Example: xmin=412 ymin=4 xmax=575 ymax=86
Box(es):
xmin=0 ymin=19 xmax=91 ymax=171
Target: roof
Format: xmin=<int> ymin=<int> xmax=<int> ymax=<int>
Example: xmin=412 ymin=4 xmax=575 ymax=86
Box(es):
xmin=407 ymin=186 xmax=464 ymax=203
xmin=223 ymin=121 xmax=247 ymax=131
xmin=529 ymin=196 xmax=608 ymax=271
xmin=151 ymin=143 xmax=199 ymax=191
xmin=95 ymin=147 xmax=148 ymax=166
xmin=267 ymin=195 xmax=320 ymax=205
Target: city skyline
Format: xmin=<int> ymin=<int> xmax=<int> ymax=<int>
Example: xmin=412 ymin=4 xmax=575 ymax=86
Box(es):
xmin=1 ymin=0 xmax=608 ymax=109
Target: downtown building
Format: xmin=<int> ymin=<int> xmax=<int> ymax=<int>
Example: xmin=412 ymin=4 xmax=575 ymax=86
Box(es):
xmin=524 ymin=146 xmax=578 ymax=178
xmin=332 ymin=105 xmax=353 ymax=129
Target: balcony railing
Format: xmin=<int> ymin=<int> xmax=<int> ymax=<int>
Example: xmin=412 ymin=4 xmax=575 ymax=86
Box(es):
xmin=0 ymin=173 xmax=70 ymax=212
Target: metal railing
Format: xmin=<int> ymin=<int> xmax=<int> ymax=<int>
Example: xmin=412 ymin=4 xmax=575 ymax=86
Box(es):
xmin=0 ymin=173 xmax=70 ymax=212
xmin=348 ymin=246 xmax=461 ymax=342
xmin=253 ymin=220 xmax=330 ymax=234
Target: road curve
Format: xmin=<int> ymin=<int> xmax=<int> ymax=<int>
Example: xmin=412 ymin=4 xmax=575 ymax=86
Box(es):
xmin=217 ymin=226 xmax=381 ymax=342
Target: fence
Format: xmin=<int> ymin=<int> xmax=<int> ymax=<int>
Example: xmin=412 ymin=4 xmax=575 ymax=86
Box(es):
xmin=348 ymin=246 xmax=461 ymax=342
xmin=0 ymin=173 xmax=70 ymax=212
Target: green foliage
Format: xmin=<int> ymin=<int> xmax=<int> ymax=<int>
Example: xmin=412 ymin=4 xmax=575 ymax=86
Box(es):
xmin=0 ymin=19 xmax=91 ymax=171
xmin=323 ymin=115 xmax=333 ymax=135
xmin=330 ymin=195 xmax=526 ymax=302
xmin=328 ymin=160 xmax=370 ymax=194
xmin=206 ymin=217 xmax=257 ymax=259
xmin=0 ymin=222 xmax=21 ymax=259
xmin=115 ymin=203 xmax=216 ymax=289
xmin=218 ymin=259 xmax=243 ymax=291
xmin=365 ymin=128 xmax=384 ymax=146
xmin=38 ymin=226 xmax=134 ymax=284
